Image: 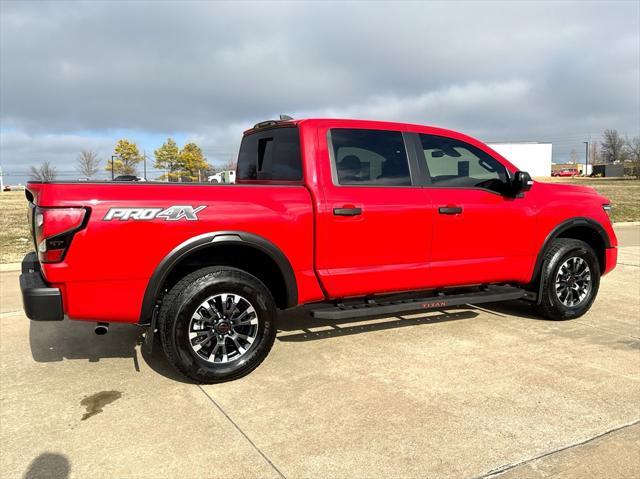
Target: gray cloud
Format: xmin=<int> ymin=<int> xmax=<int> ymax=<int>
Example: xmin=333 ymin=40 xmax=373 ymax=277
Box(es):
xmin=1 ymin=0 xmax=639 ymax=182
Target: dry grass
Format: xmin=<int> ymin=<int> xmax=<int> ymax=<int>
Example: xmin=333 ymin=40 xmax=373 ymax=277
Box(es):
xmin=0 ymin=190 xmax=32 ymax=264
xmin=538 ymin=177 xmax=640 ymax=223
xmin=0 ymin=179 xmax=638 ymax=263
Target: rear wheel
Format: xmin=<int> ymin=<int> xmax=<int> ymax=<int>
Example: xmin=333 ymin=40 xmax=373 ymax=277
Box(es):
xmin=158 ymin=266 xmax=277 ymax=383
xmin=536 ymin=238 xmax=600 ymax=320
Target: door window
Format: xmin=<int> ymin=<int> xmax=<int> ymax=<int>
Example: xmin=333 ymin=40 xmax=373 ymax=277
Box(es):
xmin=419 ymin=134 xmax=508 ymax=193
xmin=330 ymin=129 xmax=411 ymax=186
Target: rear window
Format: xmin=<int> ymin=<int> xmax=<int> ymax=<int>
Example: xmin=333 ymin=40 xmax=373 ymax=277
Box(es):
xmin=329 ymin=129 xmax=411 ymax=186
xmin=237 ymin=127 xmax=302 ymax=181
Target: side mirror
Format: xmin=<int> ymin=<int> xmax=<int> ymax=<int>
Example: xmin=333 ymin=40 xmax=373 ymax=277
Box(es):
xmin=513 ymin=171 xmax=533 ymax=194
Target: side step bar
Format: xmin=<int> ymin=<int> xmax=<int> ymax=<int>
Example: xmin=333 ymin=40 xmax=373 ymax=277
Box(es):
xmin=311 ymin=285 xmax=533 ymax=320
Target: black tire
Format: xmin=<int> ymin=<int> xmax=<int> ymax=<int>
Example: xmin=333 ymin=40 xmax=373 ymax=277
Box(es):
xmin=536 ymin=238 xmax=600 ymax=320
xmin=158 ymin=266 xmax=277 ymax=383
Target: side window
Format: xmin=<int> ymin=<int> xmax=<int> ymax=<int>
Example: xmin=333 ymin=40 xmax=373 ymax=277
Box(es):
xmin=237 ymin=127 xmax=302 ymax=181
xmin=419 ymin=134 xmax=508 ymax=193
xmin=330 ymin=129 xmax=411 ymax=186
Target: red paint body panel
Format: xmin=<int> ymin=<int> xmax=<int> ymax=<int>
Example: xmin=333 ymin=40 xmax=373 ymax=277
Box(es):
xmin=604 ymin=247 xmax=617 ymax=276
xmin=26 ymin=118 xmax=617 ymax=323
xmin=30 ymin=182 xmax=323 ymax=322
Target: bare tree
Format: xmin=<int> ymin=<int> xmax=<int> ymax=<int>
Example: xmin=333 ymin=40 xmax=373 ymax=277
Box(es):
xmin=600 ymin=129 xmax=628 ymax=164
xmin=569 ymin=149 xmax=578 ymax=163
xmin=221 ymin=159 xmax=237 ymax=171
xmin=627 ymin=136 xmax=640 ymax=178
xmin=29 ymin=161 xmax=57 ymax=182
xmin=589 ymin=141 xmax=599 ymax=164
xmin=76 ymin=150 xmax=101 ymax=178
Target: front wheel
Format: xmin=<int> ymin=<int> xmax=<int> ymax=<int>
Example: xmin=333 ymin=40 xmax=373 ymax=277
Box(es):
xmin=158 ymin=266 xmax=277 ymax=383
xmin=536 ymin=238 xmax=600 ymax=320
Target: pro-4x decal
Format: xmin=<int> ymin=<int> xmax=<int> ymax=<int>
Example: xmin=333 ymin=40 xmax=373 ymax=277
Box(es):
xmin=103 ymin=205 xmax=206 ymax=221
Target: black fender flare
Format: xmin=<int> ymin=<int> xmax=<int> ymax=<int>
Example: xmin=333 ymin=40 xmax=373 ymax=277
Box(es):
xmin=139 ymin=231 xmax=298 ymax=324
xmin=530 ymin=217 xmax=611 ymax=284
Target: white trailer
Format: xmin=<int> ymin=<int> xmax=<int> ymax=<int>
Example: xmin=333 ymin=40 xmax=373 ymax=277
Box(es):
xmin=207 ymin=170 xmax=236 ymax=184
xmin=487 ymin=142 xmax=552 ymax=178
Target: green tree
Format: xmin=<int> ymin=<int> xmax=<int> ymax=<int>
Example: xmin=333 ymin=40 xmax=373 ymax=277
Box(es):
xmin=107 ymin=139 xmax=142 ymax=176
xmin=178 ymin=142 xmax=209 ymax=181
xmin=600 ymin=129 xmax=628 ymax=164
xmin=154 ymin=138 xmax=181 ymax=181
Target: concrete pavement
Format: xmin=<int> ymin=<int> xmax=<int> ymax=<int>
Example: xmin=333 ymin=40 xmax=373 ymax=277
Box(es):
xmin=1 ymin=224 xmax=638 ymax=479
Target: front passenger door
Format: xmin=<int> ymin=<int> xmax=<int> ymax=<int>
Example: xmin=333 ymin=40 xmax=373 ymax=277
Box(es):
xmin=417 ymin=133 xmax=536 ymax=287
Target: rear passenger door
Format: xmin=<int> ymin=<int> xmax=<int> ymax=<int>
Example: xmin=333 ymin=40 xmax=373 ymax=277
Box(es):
xmin=315 ymin=128 xmax=434 ymax=298
xmin=414 ymin=133 xmax=536 ymax=286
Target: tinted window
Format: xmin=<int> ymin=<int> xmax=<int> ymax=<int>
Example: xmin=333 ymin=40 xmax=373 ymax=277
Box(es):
xmin=419 ymin=134 xmax=508 ymax=193
xmin=330 ymin=129 xmax=411 ymax=186
xmin=237 ymin=127 xmax=302 ymax=181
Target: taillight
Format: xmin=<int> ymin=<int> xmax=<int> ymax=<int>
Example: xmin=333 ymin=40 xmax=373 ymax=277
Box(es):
xmin=34 ymin=207 xmax=87 ymax=263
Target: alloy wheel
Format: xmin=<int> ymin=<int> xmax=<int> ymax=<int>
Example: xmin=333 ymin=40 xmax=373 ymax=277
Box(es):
xmin=188 ymin=293 xmax=259 ymax=363
xmin=555 ymin=257 xmax=592 ymax=307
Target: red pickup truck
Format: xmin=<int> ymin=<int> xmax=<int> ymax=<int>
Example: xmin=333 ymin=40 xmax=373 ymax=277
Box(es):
xmin=20 ymin=118 xmax=617 ymax=382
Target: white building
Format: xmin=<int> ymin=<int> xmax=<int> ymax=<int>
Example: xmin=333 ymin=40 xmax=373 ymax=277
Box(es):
xmin=487 ymin=142 xmax=552 ymax=178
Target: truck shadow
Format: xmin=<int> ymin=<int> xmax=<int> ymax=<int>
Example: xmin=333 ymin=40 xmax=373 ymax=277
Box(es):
xmin=28 ymin=319 xmax=195 ymax=383
xmin=469 ymin=300 xmax=543 ymax=320
xmin=28 ymin=320 xmax=141 ymax=364
xmin=28 ymin=305 xmax=485 ymax=381
xmin=276 ymin=306 xmax=480 ymax=342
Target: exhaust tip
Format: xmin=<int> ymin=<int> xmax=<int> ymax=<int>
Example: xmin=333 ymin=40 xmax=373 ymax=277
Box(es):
xmin=94 ymin=322 xmax=109 ymax=335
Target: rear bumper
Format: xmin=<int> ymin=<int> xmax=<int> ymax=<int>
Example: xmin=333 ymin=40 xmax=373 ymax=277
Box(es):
xmin=19 ymin=252 xmax=64 ymax=321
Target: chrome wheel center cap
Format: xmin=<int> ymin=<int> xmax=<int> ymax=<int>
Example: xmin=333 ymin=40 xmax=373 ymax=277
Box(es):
xmin=216 ymin=321 xmax=230 ymax=335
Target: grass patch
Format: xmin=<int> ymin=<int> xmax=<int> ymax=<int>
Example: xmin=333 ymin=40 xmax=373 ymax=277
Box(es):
xmin=538 ymin=177 xmax=640 ymax=223
xmin=0 ymin=191 xmax=32 ymax=264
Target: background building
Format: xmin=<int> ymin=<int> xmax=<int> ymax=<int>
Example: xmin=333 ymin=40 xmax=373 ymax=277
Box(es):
xmin=487 ymin=142 xmax=552 ymax=177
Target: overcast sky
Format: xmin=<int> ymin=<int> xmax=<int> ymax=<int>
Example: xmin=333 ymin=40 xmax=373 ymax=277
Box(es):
xmin=1 ymin=0 xmax=639 ymax=182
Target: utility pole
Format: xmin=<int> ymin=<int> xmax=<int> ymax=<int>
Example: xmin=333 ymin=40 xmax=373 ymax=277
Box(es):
xmin=110 ymin=155 xmax=119 ymax=180
xmin=583 ymin=136 xmax=590 ymax=177
xmin=143 ymin=150 xmax=147 ymax=180
xmin=0 ymin=165 xmax=4 ymax=191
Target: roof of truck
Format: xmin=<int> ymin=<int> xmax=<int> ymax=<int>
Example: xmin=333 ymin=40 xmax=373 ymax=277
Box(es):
xmin=245 ymin=117 xmax=464 ymax=137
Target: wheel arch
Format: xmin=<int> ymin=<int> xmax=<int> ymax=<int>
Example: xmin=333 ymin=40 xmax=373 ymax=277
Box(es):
xmin=530 ymin=217 xmax=611 ymax=285
xmin=139 ymin=231 xmax=298 ymax=324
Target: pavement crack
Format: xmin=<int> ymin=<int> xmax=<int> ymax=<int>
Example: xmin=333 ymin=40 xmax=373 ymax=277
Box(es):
xmin=197 ymin=385 xmax=286 ymax=479
xmin=573 ymin=320 xmax=640 ymax=341
xmin=477 ymin=419 xmax=640 ymax=478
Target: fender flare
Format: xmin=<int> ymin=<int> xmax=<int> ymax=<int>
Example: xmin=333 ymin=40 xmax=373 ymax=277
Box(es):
xmin=530 ymin=217 xmax=611 ymax=284
xmin=139 ymin=231 xmax=298 ymax=324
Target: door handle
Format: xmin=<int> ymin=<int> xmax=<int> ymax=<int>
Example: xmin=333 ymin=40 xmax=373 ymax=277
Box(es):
xmin=438 ymin=206 xmax=463 ymax=215
xmin=333 ymin=207 xmax=362 ymax=216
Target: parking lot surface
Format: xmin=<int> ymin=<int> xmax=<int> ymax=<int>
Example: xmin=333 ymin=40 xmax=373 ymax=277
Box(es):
xmin=1 ymin=224 xmax=638 ymax=479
